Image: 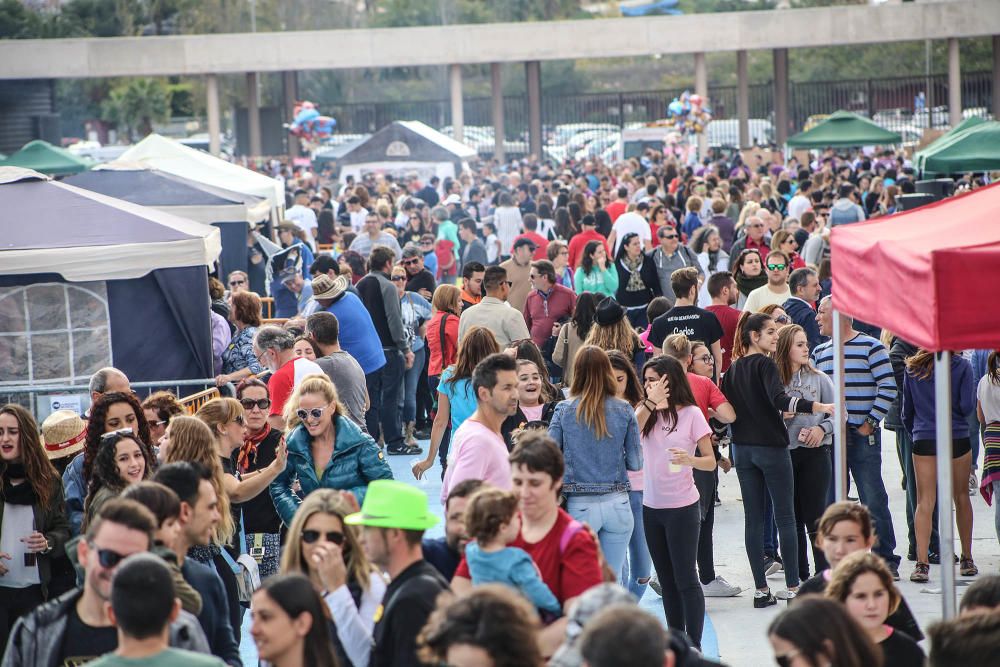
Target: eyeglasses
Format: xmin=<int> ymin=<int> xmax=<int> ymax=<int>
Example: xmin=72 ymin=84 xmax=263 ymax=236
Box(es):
xmin=391 ymin=275 xmax=406 ymax=282
xmin=774 ymin=650 xmax=801 ymax=667
xmin=229 ymin=280 xmax=246 ymax=286
xmin=100 ymin=428 xmax=134 ymax=442
xmin=301 ymin=530 xmax=345 ymax=545
xmin=774 ymin=314 xmax=790 ymax=324
xmin=660 ymin=233 xmax=678 ymax=240
xmin=89 ymin=543 xmax=128 ymax=569
xmin=240 ymin=398 xmax=271 ymax=411
xmin=694 ymin=355 xmax=714 ymax=364
xmin=296 ymin=407 xmax=327 ymax=422
xmin=766 ymin=263 xmax=787 ymax=271
xmin=401 ymin=258 xmax=420 ymax=266
xmin=502 ymin=280 xmax=513 ymax=287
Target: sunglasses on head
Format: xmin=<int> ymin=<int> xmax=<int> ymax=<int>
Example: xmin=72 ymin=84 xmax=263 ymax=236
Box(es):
xmin=766 ymin=263 xmax=787 ymax=271
xmin=240 ymin=398 xmax=271 ymax=411
xmin=296 ymin=407 xmax=326 ymax=422
xmin=302 ymin=530 xmax=345 ymax=545
xmin=100 ymin=428 xmax=134 ymax=442
xmin=90 ymin=543 xmax=128 ymax=569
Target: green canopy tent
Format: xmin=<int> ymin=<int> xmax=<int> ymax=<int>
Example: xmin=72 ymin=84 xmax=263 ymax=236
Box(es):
xmin=915 ymin=120 xmax=1000 ymax=175
xmin=786 ymin=110 xmax=902 ymax=148
xmin=916 ymin=115 xmax=986 ymax=157
xmin=0 ymin=140 xmax=93 ymax=176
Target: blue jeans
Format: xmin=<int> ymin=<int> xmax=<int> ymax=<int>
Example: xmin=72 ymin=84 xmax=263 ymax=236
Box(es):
xmin=844 ymin=427 xmax=899 ymax=566
xmin=733 ymin=443 xmax=799 ymax=590
xmin=896 ymin=427 xmax=939 ymax=556
xmin=365 ymin=348 xmax=405 ymax=449
xmin=567 ymin=491 xmax=634 ymax=579
xmin=399 ymin=346 xmax=426 ymax=423
xmin=621 ymin=490 xmax=651 ymax=600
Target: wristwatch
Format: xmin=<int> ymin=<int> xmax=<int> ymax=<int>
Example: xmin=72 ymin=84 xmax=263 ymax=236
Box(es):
xmin=864 ymin=416 xmax=879 ymax=430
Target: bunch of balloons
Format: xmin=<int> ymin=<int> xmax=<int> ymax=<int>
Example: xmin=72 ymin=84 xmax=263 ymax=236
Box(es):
xmin=286 ymin=101 xmax=337 ymax=144
xmin=664 ymin=91 xmax=712 ymax=135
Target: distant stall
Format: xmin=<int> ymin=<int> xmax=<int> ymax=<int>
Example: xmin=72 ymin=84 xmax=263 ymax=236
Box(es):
xmin=786 ymin=110 xmax=902 ymax=148
xmin=336 ymin=121 xmax=477 ymax=183
xmin=0 ymin=140 xmax=93 ymax=176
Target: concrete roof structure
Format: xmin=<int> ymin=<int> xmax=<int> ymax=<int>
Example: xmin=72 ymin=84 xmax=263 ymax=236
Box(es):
xmin=1 ymin=0 xmax=998 ymax=79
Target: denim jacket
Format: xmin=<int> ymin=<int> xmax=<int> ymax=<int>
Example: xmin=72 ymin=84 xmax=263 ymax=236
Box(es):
xmin=548 ymin=397 xmax=642 ymax=495
xmin=269 ymin=416 xmax=394 ymax=526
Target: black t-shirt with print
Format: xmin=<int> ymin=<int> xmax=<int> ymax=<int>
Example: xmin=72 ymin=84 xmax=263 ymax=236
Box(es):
xmin=59 ymin=604 xmax=118 ymax=667
xmin=648 ymin=305 xmax=724 ymax=351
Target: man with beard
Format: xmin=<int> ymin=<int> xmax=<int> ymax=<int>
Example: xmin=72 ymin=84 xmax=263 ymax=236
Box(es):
xmin=422 ymin=479 xmax=484 ymax=581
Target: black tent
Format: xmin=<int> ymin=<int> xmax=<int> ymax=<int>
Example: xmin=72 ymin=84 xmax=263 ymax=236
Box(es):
xmin=64 ymin=165 xmax=268 ymax=279
xmin=336 ymin=121 xmax=477 ymax=183
xmin=0 ymin=167 xmax=220 ymax=387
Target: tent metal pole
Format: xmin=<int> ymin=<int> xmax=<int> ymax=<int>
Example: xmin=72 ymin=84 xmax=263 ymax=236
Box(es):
xmin=935 ymin=351 xmax=956 ymax=619
xmin=832 ymin=310 xmax=848 ymax=501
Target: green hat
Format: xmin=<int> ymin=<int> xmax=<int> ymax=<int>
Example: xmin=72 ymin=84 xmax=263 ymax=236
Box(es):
xmin=344 ymin=480 xmax=440 ymax=531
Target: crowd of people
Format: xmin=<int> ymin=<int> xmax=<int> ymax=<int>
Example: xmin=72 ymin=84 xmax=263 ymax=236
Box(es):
xmin=1 ymin=145 xmax=998 ymax=667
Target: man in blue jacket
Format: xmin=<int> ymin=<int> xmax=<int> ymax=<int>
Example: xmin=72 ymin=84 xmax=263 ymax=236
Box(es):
xmin=783 ymin=267 xmax=823 ymax=352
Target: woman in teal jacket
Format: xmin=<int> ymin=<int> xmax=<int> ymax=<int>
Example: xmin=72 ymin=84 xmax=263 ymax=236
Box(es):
xmin=574 ymin=240 xmax=619 ymax=298
xmin=269 ymin=375 xmax=393 ymax=526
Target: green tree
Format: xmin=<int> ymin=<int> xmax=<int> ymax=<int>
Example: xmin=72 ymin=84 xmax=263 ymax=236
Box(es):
xmin=101 ymin=78 xmax=172 ymax=139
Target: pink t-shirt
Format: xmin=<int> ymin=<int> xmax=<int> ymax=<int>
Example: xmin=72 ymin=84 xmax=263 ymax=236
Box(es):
xmin=641 ymin=405 xmax=711 ymax=509
xmin=441 ymin=419 xmax=512 ymax=502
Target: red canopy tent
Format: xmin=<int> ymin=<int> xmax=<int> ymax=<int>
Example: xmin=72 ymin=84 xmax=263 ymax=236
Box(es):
xmin=831 ymin=180 xmax=1000 ymax=350
xmin=830 ymin=181 xmax=1000 ymax=619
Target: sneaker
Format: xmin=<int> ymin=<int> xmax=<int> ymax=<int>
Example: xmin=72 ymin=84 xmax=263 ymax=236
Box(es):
xmin=387 ymin=443 xmax=423 ymax=456
xmin=754 ymin=589 xmax=777 ymax=608
xmin=960 ymin=557 xmax=979 ymax=577
xmin=969 ymin=471 xmax=978 ymax=496
xmin=702 ymin=576 xmax=742 ymax=597
xmin=774 ymin=588 xmax=798 ymax=601
xmin=910 ymin=562 xmax=930 ymax=583
xmin=928 ymin=552 xmax=959 ymax=565
xmin=764 ymin=557 xmax=783 ymax=577
xmin=907 ymin=547 xmax=916 ymax=562
xmin=887 ymin=561 xmax=900 ymax=582
xmin=649 ymin=573 xmax=662 ymax=597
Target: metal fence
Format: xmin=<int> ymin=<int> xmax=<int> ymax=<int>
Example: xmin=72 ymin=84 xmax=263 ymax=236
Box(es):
xmin=315 ymin=70 xmax=993 ymax=152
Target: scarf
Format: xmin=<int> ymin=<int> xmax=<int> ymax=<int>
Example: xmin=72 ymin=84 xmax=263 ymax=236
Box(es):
xmin=621 ymin=255 xmax=646 ymax=292
xmin=2 ymin=464 xmax=37 ymax=506
xmin=706 ymin=249 xmax=721 ymax=273
xmin=735 ymin=271 xmax=768 ymax=297
xmin=238 ymin=424 xmax=272 ymax=474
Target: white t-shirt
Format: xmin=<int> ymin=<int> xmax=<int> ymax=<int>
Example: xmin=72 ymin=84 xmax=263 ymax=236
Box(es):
xmin=787 ymin=194 xmax=812 ymax=222
xmin=0 ymin=502 xmax=41 ymax=587
xmin=494 ymin=206 xmax=523 ymax=256
xmin=611 ymin=212 xmax=652 ymax=255
xmin=349 ymin=207 xmax=369 ymax=233
xmin=742 ymin=284 xmax=792 ymax=312
xmin=978 ymin=375 xmax=1000 ymax=423
xmin=286 ymin=205 xmax=318 ymax=236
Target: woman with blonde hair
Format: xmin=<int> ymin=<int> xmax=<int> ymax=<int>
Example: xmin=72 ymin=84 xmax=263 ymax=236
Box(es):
xmin=196 ymin=397 xmax=288 ymax=575
xmin=584 ymin=297 xmax=646 ymax=370
xmin=770 ymin=229 xmax=805 ymax=270
xmin=548 ymin=345 xmax=642 ymax=577
xmin=269 ymin=375 xmax=392 ymax=526
xmin=736 ymin=200 xmax=761 ymax=235
xmin=280 ymin=489 xmax=386 ymax=667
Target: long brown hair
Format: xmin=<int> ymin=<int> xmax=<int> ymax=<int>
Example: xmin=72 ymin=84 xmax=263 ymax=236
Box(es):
xmin=446 ymin=326 xmax=500 ymax=388
xmin=0 ymin=404 xmax=59 ymax=509
xmin=607 ymin=350 xmax=643 ymax=406
xmin=639 ymin=356 xmax=697 ymax=436
xmin=775 ymin=324 xmax=820 ymax=385
xmin=989 ymin=351 xmax=1000 ymax=386
xmin=583 ymin=317 xmax=640 ymax=357
xmin=569 ymin=346 xmax=617 ymax=439
xmin=825 ymin=551 xmax=902 ymax=617
xmin=905 ymin=348 xmax=935 ymax=381
xmin=164 ymin=415 xmax=234 ymax=543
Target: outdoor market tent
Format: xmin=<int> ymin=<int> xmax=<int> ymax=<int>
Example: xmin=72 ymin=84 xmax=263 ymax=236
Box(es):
xmin=336 ymin=121 xmax=477 ymax=183
xmin=0 ymin=139 xmax=93 ymax=175
xmin=915 ymin=120 xmax=1000 ymax=175
xmin=64 ymin=164 xmax=269 ymax=279
xmin=786 ymin=110 xmax=902 ymax=148
xmin=831 ymin=181 xmax=1000 ymax=618
xmin=0 ymin=167 xmax=219 ymax=387
xmin=119 ymin=134 xmax=284 ymax=221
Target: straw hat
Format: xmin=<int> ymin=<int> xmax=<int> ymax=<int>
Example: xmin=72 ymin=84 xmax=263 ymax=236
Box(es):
xmin=312 ymin=273 xmax=349 ymax=301
xmin=41 ymin=409 xmax=87 ymax=460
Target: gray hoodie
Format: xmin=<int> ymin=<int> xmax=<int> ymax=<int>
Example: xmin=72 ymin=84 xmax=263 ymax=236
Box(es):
xmin=784 ymin=368 xmax=835 ymax=448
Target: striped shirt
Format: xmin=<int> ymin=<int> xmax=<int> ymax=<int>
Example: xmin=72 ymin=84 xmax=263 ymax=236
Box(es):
xmin=813 ymin=333 xmax=897 ymax=426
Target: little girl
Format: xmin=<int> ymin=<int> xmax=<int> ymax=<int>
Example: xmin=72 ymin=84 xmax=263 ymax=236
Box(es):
xmin=483 ymin=222 xmax=501 ymax=265
xmin=463 ymin=487 xmax=561 ymax=615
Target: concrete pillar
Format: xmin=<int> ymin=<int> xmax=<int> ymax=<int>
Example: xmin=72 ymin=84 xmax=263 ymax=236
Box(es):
xmin=737 ymin=50 xmax=750 ymax=149
xmin=283 ymin=70 xmax=299 ymax=158
xmin=206 ymin=73 xmax=220 ymax=156
xmin=491 ymin=63 xmax=505 ymax=163
xmin=948 ymin=38 xmax=961 ymax=127
xmin=773 ymin=48 xmax=789 ymax=146
xmin=994 ymin=37 xmax=1000 ymax=121
xmin=246 ymin=72 xmax=262 ymax=157
xmin=449 ymin=64 xmax=464 ymax=144
xmin=525 ymin=60 xmax=542 ymax=159
xmin=694 ymin=52 xmax=708 ymax=159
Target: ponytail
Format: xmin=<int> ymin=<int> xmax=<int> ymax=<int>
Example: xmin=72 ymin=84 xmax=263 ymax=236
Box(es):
xmin=733 ymin=312 xmax=773 ymax=360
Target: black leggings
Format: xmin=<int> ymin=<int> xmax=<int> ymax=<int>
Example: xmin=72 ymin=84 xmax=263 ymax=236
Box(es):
xmin=693 ymin=468 xmax=717 ymax=585
xmin=791 ymin=446 xmax=831 ymax=580
xmin=643 ymin=502 xmax=704 ymax=648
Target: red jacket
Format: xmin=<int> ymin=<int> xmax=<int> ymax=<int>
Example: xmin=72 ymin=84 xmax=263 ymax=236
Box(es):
xmin=567 ymin=229 xmax=609 ymax=269
xmin=524 ymin=284 xmax=576 ymax=348
xmin=427 ymin=310 xmax=460 ymax=376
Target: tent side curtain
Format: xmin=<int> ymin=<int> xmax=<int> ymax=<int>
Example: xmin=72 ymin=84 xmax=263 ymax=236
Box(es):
xmin=107 ymin=266 xmax=213 ymax=382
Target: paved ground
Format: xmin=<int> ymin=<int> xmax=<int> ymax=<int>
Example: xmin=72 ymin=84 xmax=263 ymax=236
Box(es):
xmin=240 ymin=429 xmax=999 ymax=666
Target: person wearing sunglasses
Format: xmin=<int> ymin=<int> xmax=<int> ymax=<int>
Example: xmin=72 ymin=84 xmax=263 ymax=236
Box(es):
xmin=5 ymin=497 xmax=210 ymax=667
xmin=232 ymin=380 xmax=286 ymax=579
xmin=650 ymin=224 xmax=701 ymax=307
xmin=391 ymin=264 xmax=432 ymax=452
xmin=768 ymin=596 xmax=882 ymax=667
xmin=741 ymin=249 xmax=793 ymax=314
xmin=279 ymin=489 xmax=385 ymax=667
xmin=81 ymin=430 xmax=154 ymax=534
xmin=226 ymin=270 xmax=249 ymax=295
xmin=270 ymin=375 xmax=392 ymax=527
xmin=399 ymin=244 xmax=436 ymax=301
